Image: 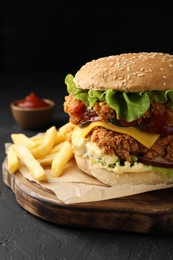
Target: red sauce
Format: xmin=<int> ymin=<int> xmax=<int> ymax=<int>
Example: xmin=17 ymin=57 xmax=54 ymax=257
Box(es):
xmin=70 ymin=102 xmax=98 ymax=123
xmin=16 ymin=92 xmax=50 ymax=108
xmin=140 ymin=113 xmax=168 ymax=133
xmin=71 ymin=102 xmax=86 ymax=119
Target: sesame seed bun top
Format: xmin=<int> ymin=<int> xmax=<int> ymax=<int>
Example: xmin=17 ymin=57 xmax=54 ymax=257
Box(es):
xmin=73 ymin=52 xmax=173 ymax=92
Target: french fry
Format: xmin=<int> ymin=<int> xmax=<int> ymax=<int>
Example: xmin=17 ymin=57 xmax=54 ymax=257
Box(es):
xmin=59 ymin=122 xmax=74 ymax=140
xmin=30 ymin=135 xmax=45 ymax=146
xmin=30 ymin=126 xmax=58 ymax=158
xmin=38 ymin=142 xmax=65 ymax=166
xmin=49 ymin=142 xmax=65 ymax=154
xmin=51 ymin=141 xmax=73 ymax=177
xmin=31 ymin=132 xmax=65 ymax=146
xmin=7 ymin=123 xmax=75 ymax=180
xmin=56 ymin=132 xmax=66 ymax=144
xmin=7 ymin=145 xmax=19 ymax=173
xmin=13 ymin=144 xmax=47 ymax=181
xmin=38 ymin=153 xmax=57 ymax=166
xmin=11 ymin=133 xmax=37 ymax=149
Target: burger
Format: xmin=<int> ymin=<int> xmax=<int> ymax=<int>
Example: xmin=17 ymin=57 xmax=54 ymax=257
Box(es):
xmin=63 ymin=52 xmax=173 ymax=192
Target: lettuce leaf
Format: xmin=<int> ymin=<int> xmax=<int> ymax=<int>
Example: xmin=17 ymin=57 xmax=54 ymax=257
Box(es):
xmin=149 ymin=165 xmax=173 ymax=178
xmin=105 ymin=89 xmax=150 ymax=121
xmin=65 ymin=74 xmax=173 ymax=122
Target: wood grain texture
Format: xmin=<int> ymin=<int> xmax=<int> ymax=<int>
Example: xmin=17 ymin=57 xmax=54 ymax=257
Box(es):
xmin=2 ymin=160 xmax=173 ymax=235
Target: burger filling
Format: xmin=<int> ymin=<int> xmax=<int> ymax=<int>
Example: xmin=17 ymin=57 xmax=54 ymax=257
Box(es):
xmin=64 ymin=74 xmax=173 ymax=174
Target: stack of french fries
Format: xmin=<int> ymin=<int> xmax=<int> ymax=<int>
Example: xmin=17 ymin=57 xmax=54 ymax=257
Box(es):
xmin=6 ymin=123 xmax=75 ymax=182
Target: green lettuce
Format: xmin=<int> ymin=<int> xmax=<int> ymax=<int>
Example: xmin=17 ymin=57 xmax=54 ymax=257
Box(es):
xmin=149 ymin=165 xmax=173 ymax=178
xmin=65 ymin=74 xmax=173 ymax=122
xmin=105 ymin=90 xmax=150 ymax=122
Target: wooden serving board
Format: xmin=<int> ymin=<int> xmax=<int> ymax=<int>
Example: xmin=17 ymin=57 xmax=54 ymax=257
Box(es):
xmin=2 ymin=160 xmax=173 ymax=235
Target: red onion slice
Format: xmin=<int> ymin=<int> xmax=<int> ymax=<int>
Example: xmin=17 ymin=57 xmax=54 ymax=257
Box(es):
xmin=138 ymin=156 xmax=173 ymax=168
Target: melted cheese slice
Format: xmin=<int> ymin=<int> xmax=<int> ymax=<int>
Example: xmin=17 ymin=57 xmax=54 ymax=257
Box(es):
xmin=72 ymin=121 xmax=160 ymax=148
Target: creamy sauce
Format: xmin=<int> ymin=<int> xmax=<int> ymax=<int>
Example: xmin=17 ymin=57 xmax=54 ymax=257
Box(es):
xmin=72 ymin=138 xmax=150 ymax=174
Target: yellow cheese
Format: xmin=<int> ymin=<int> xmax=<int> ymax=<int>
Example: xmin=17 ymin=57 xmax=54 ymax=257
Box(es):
xmin=73 ymin=121 xmax=160 ymax=149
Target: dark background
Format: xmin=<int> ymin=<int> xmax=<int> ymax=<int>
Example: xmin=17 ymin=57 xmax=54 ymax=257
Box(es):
xmin=1 ymin=2 xmax=173 ymax=75
xmin=1 ymin=3 xmax=173 ymax=259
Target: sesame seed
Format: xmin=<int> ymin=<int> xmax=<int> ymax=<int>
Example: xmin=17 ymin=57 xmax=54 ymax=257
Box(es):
xmin=137 ymin=73 xmax=144 ymax=77
xmin=122 ymin=80 xmax=127 ymax=86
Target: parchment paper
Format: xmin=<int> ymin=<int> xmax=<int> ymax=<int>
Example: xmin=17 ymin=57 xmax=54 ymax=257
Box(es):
xmin=5 ymin=158 xmax=173 ymax=204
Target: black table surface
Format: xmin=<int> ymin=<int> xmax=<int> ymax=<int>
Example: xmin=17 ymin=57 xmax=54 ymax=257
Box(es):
xmin=1 ymin=71 xmax=173 ymax=260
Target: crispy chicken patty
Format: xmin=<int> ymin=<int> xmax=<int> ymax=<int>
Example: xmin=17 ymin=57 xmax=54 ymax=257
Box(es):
xmin=89 ymin=127 xmax=173 ymax=162
xmin=64 ymin=94 xmax=173 ymax=162
xmin=64 ymin=93 xmax=173 ymax=126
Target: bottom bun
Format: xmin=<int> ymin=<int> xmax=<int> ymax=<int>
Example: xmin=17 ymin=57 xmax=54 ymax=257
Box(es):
xmin=75 ymin=155 xmax=173 ymax=188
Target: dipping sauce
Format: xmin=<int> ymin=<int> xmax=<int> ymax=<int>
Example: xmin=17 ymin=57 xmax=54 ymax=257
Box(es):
xmin=16 ymin=92 xmax=50 ymax=109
